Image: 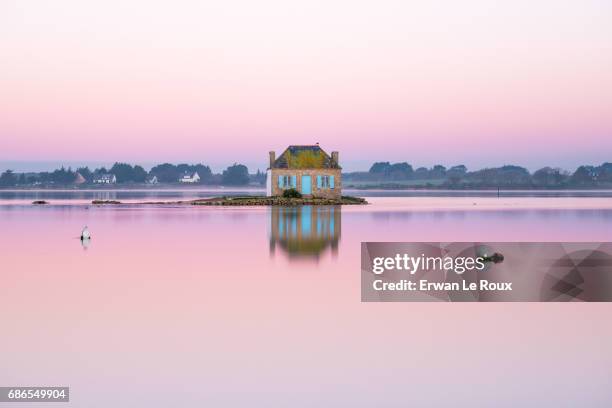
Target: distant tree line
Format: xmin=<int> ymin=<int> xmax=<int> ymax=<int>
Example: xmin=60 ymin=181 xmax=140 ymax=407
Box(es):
xmin=343 ymin=161 xmax=612 ymax=189
xmin=0 ymin=162 xmax=264 ymax=187
xmin=3 ymin=161 xmax=612 ymax=189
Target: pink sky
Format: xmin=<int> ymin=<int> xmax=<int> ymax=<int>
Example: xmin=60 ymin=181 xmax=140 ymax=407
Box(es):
xmin=1 ymin=0 xmax=611 ymax=172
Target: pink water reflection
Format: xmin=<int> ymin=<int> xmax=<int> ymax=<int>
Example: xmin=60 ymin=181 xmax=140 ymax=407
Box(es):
xmin=1 ymin=200 xmax=611 ymax=406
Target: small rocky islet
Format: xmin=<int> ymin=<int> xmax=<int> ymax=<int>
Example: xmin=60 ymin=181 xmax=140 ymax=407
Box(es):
xmin=187 ymin=195 xmax=367 ymax=206
xmin=91 ymin=200 xmax=122 ymax=205
xmin=87 ymin=196 xmax=367 ymax=206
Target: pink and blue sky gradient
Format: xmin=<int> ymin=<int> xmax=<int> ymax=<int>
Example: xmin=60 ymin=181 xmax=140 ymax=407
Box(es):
xmin=1 ymin=0 xmax=611 ymax=172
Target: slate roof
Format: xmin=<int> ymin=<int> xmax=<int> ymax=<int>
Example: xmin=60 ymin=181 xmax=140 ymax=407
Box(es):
xmin=272 ymin=145 xmax=340 ymax=169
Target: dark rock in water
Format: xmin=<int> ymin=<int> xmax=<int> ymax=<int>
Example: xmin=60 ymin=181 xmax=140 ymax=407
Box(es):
xmin=32 ymin=200 xmax=48 ymax=205
xmin=91 ymin=200 xmax=121 ymax=205
xmin=482 ymin=252 xmax=504 ymax=264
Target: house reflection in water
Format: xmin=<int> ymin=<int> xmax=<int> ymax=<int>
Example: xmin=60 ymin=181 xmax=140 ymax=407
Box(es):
xmin=269 ymin=206 xmax=341 ymax=259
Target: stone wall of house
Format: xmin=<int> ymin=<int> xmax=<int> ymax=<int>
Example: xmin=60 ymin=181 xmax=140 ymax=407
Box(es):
xmin=269 ymin=168 xmax=342 ymax=199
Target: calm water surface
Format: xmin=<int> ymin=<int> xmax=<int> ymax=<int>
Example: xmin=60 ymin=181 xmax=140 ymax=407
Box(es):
xmin=2 ymin=188 xmax=612 ymax=205
xmin=1 ymin=192 xmax=612 ymax=407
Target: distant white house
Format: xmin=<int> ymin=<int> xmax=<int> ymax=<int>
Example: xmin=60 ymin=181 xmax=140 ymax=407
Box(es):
xmin=179 ymin=172 xmax=200 ymax=183
xmin=92 ymin=174 xmax=117 ymax=184
xmin=145 ymin=175 xmax=158 ymax=184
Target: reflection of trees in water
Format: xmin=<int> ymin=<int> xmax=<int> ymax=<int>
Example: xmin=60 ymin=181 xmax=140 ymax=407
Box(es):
xmin=93 ymin=191 xmax=117 ymax=201
xmin=269 ymin=206 xmax=341 ymax=259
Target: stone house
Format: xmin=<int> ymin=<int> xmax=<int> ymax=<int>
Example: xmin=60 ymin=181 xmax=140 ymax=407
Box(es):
xmin=266 ymin=145 xmax=341 ymax=199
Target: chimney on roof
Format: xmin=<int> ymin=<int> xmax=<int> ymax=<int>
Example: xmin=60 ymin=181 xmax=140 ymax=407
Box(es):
xmin=331 ymin=151 xmax=339 ymax=166
xmin=269 ymin=151 xmax=276 ymax=168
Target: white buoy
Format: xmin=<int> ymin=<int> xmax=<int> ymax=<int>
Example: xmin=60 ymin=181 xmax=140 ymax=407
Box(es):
xmin=81 ymin=226 xmax=91 ymax=240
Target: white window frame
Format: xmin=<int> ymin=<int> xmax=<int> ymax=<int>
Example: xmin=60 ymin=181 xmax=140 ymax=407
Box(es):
xmin=321 ymin=175 xmax=331 ymax=188
xmin=280 ymin=175 xmax=291 ymax=188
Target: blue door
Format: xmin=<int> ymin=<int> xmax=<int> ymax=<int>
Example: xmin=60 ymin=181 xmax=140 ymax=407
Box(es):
xmin=301 ymin=175 xmax=312 ymax=194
